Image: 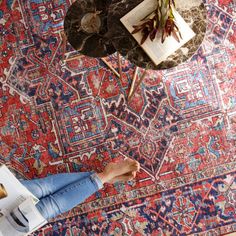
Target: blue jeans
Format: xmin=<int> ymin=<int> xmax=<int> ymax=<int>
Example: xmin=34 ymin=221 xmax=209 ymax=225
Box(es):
xmin=21 ymin=172 xmax=103 ymax=220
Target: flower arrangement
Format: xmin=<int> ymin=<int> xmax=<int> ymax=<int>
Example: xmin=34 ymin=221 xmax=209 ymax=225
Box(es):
xmin=132 ymin=0 xmax=182 ymax=44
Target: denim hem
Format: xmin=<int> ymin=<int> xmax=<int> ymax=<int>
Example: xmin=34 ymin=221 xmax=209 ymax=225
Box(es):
xmin=90 ymin=172 xmax=103 ymax=189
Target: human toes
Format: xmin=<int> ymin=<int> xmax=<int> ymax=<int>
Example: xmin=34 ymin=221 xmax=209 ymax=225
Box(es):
xmin=128 ymin=160 xmax=140 ymax=172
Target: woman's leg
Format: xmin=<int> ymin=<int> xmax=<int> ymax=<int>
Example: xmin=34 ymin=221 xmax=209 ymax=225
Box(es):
xmin=35 ymin=172 xmax=103 ymax=220
xmin=21 ymin=172 xmax=92 ymax=199
xmin=23 ymin=159 xmax=140 ymax=220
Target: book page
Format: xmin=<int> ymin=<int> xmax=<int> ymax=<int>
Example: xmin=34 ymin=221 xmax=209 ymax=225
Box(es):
xmin=0 ymin=165 xmax=38 ymax=214
xmin=18 ymin=198 xmax=47 ymax=234
xmin=0 ymin=216 xmax=24 ymax=236
xmin=0 ymin=166 xmax=46 ymax=235
xmin=120 ymin=0 xmax=196 ymax=66
xmin=0 ymin=198 xmax=47 ymax=236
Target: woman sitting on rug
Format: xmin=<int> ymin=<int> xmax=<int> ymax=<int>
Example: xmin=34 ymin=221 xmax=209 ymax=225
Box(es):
xmin=21 ymin=158 xmax=140 ymax=221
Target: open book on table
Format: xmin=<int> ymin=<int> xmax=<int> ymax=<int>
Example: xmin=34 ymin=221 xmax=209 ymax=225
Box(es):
xmin=0 ymin=165 xmax=47 ymax=236
xmin=120 ymin=0 xmax=196 ymax=66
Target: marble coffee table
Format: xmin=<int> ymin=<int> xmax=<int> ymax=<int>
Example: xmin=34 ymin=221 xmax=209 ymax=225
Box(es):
xmin=64 ymin=0 xmax=207 ymax=70
xmin=107 ymin=0 xmax=207 ymax=70
xmin=64 ymin=0 xmax=115 ymax=58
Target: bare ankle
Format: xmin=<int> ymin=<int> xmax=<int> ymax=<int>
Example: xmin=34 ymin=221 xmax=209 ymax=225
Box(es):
xmin=97 ymin=171 xmax=113 ymax=184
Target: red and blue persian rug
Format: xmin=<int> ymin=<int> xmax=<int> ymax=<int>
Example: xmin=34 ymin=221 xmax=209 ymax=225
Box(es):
xmin=0 ymin=0 xmax=236 ymax=235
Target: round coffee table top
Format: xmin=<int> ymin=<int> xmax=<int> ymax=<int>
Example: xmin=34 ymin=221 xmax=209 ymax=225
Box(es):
xmin=64 ymin=0 xmax=207 ymax=69
xmin=107 ymin=0 xmax=207 ymax=69
xmin=64 ymin=0 xmax=116 ymax=58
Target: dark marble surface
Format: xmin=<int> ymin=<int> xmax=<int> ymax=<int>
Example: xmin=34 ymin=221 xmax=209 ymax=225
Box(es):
xmin=64 ymin=0 xmax=116 ymax=57
xmin=107 ymin=0 xmax=207 ymax=69
xmin=64 ymin=0 xmax=207 ymax=69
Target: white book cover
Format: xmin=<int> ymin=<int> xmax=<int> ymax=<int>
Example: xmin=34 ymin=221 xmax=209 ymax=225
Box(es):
xmin=120 ymin=0 xmax=196 ymax=66
xmin=0 ymin=165 xmax=47 ymax=236
xmin=0 ymin=165 xmax=38 ymax=213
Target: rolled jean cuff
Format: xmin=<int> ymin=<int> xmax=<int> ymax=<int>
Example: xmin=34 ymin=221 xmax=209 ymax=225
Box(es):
xmin=90 ymin=172 xmax=103 ymax=189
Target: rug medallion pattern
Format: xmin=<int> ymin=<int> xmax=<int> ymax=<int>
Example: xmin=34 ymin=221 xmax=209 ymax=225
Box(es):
xmin=0 ymin=0 xmax=236 ymax=235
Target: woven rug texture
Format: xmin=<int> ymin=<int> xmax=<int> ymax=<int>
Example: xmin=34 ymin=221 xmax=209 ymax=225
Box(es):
xmin=0 ymin=0 xmax=236 ymax=235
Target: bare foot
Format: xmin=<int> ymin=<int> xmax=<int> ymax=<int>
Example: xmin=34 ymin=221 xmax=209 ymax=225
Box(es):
xmin=98 ymin=159 xmax=140 ymax=184
xmin=104 ymin=158 xmax=140 ymax=179
xmin=108 ymin=171 xmax=136 ymax=184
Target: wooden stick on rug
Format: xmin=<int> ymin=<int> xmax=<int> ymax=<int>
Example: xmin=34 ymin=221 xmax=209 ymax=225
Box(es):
xmin=101 ymin=58 xmax=120 ymax=78
xmin=64 ymin=54 xmax=85 ymax=62
xmin=128 ymin=69 xmax=147 ymax=103
xmin=128 ymin=67 xmax=139 ymax=100
xmin=117 ymin=52 xmax=123 ymax=80
xmin=61 ymin=31 xmax=68 ymax=61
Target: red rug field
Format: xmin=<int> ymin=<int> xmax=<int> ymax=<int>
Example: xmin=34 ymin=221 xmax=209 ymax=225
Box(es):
xmin=0 ymin=0 xmax=236 ymax=235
